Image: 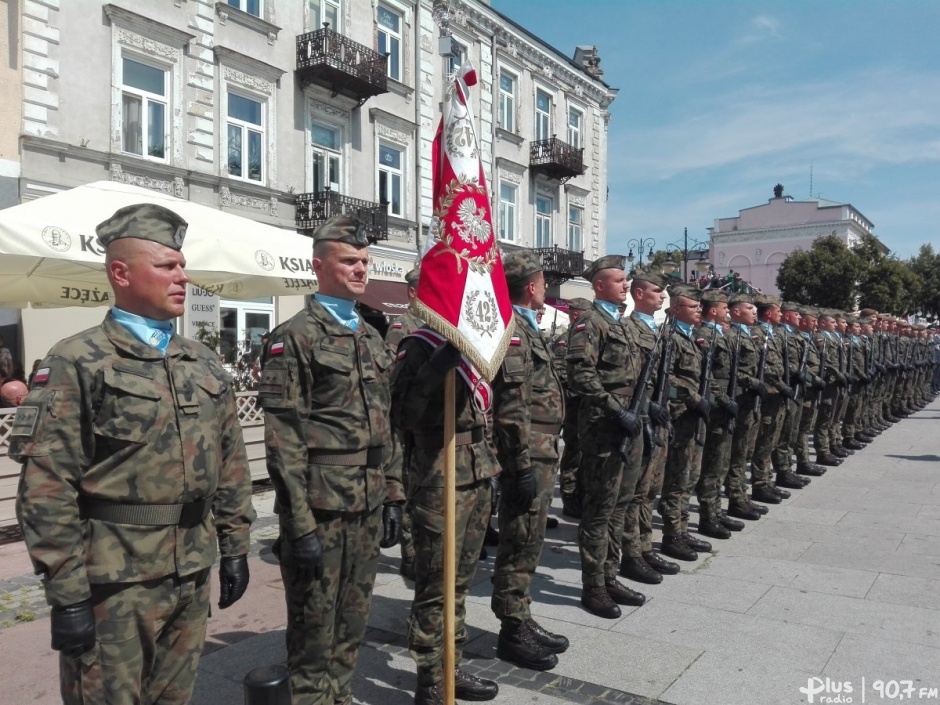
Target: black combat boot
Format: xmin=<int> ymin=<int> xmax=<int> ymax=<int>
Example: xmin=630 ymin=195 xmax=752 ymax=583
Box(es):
xmin=727 ymin=502 xmax=761 ymax=521
xmin=454 ymin=667 xmax=499 ymax=701
xmin=751 ymin=486 xmax=782 ymax=504
xmin=643 ymin=551 xmax=680 ymax=574
xmin=581 ymin=585 xmax=621 ymax=619
xmin=816 ymin=453 xmax=842 ymax=467
xmin=620 ymin=556 xmax=663 ymax=584
xmin=526 ymin=618 xmax=569 ymax=653
xmin=484 ymin=524 xmax=500 ymax=546
xmin=831 ymin=446 xmax=849 ymax=458
xmin=795 ymin=463 xmax=825 ymax=476
xmin=661 ymin=534 xmax=698 ymax=561
xmin=415 ymin=682 xmax=444 ymax=705
xmin=719 ymin=512 xmax=745 ymax=531
xmin=496 ymin=621 xmax=559 ymax=671
xmin=835 ymin=444 xmax=855 ymax=455
xmin=843 ymin=439 xmax=865 ymax=450
xmin=747 ymin=499 xmax=770 ymax=514
xmin=546 ymin=516 xmax=559 ymax=530
xmin=696 ymin=518 xmax=731 ymax=540
xmin=682 ymin=532 xmax=712 ymax=552
xmin=605 ymin=578 xmax=646 ymax=606
xmin=776 ymin=472 xmax=809 ymax=489
xmin=561 ymin=493 xmax=582 ymax=519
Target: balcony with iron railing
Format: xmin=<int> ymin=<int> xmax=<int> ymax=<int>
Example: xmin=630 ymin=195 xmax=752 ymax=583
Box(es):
xmin=529 ymin=135 xmax=585 ymax=183
xmin=295 ymin=188 xmax=388 ymax=243
xmin=296 ymin=24 xmax=388 ymax=105
xmin=534 ymin=245 xmax=585 ymax=285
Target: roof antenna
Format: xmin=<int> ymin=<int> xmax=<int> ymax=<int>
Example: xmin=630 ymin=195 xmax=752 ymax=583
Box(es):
xmin=809 ymin=163 xmax=813 ymax=198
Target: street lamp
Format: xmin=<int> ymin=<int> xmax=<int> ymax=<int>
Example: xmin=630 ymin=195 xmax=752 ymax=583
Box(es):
xmin=626 ymin=237 xmax=656 ymax=268
xmin=664 ymin=227 xmax=709 ymax=282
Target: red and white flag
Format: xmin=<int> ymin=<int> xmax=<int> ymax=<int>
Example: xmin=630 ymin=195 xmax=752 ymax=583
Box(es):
xmin=413 ymin=62 xmax=513 ymax=381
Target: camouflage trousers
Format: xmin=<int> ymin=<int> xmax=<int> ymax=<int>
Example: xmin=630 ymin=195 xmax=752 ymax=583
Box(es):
xmin=842 ymin=384 xmax=863 ymax=438
xmin=771 ymin=397 xmax=801 ymax=475
xmin=750 ymin=394 xmax=787 ymax=491
xmin=833 ymin=386 xmax=851 ymax=445
xmin=492 ymin=458 xmax=555 ymax=625
xmin=727 ymin=400 xmax=760 ymax=504
xmin=578 ymin=425 xmax=643 ymax=587
xmin=814 ymin=388 xmax=839 ymax=454
xmin=559 ymin=396 xmax=581 ymax=498
xmin=622 ymin=423 xmax=668 ymax=558
xmin=280 ymin=508 xmax=382 ymax=705
xmin=795 ymin=399 xmax=818 ymax=465
xmin=409 ymin=480 xmax=491 ymax=687
xmin=400 ymin=468 xmax=415 ymax=562
xmin=60 ymin=568 xmax=210 ymax=705
xmin=696 ymin=410 xmax=734 ymax=520
xmin=660 ymin=411 xmax=701 ymax=537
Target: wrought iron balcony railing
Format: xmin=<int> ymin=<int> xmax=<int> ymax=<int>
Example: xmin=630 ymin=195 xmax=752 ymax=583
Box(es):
xmin=296 ymin=25 xmax=388 ymax=106
xmin=529 ymin=136 xmax=585 ymax=183
xmin=295 ymin=189 xmax=388 ymax=243
xmin=534 ymin=245 xmax=585 ymax=285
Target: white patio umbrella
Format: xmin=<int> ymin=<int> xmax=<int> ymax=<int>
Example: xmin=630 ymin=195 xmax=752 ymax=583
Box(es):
xmin=0 ymin=180 xmax=317 ymax=307
xmin=538 ymin=302 xmax=570 ymax=333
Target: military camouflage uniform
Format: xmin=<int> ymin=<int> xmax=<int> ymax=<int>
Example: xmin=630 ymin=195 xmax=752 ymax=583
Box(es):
xmin=814 ymin=329 xmax=843 ymax=456
xmin=725 ymin=323 xmax=762 ymax=506
xmin=552 ymin=331 xmax=582 ymax=502
xmin=749 ymin=322 xmax=787 ymax=493
xmin=567 ymin=302 xmax=644 ymax=587
xmin=770 ymin=322 xmax=804 ymax=477
xmin=14 ymin=313 xmax=255 ymax=705
xmin=795 ymin=319 xmax=824 ymax=468
xmin=491 ymin=311 xmax=564 ymax=624
xmin=391 ymin=332 xmax=497 ymax=687
xmin=259 ymin=298 xmax=403 ymax=705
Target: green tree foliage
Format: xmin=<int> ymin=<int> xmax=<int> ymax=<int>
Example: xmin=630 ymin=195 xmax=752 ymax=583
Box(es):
xmin=857 ymin=257 xmax=921 ymax=315
xmin=776 ymin=235 xmax=865 ymax=309
xmin=909 ymin=244 xmax=940 ymax=318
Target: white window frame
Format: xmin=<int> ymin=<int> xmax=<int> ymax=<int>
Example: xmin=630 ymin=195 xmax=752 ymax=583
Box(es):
xmin=310 ymin=0 xmax=341 ymax=30
xmin=219 ymin=298 xmax=274 ymax=366
xmin=535 ymin=88 xmax=552 ymax=142
xmin=378 ymin=141 xmax=405 ymax=217
xmin=227 ymin=0 xmax=262 ymax=18
xmin=377 ymin=4 xmax=403 ymax=82
xmin=535 ymin=195 xmax=553 ymax=248
xmin=226 ymin=90 xmax=266 ymax=183
xmin=567 ymin=106 xmax=583 ymax=149
xmin=446 ymin=38 xmax=466 ymax=77
xmin=498 ymin=69 xmax=516 ymax=133
xmin=120 ymin=55 xmax=168 ymax=162
xmin=567 ymin=204 xmax=583 ymax=252
xmin=311 ymin=121 xmax=342 ymax=193
xmin=498 ymin=182 xmax=517 ymax=243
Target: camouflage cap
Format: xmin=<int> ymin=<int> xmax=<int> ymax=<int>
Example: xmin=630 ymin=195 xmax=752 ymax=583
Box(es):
xmin=728 ymin=292 xmax=754 ymax=307
xmin=312 ymin=215 xmax=369 ymax=247
xmin=754 ymin=294 xmax=782 ymax=308
xmin=404 ymin=267 xmax=420 ymax=287
xmin=859 ymin=307 xmax=878 ymax=317
xmin=630 ymin=266 xmax=670 ymax=289
xmin=799 ymin=306 xmax=820 ymax=319
xmin=781 ymin=301 xmax=801 ymax=313
xmin=503 ymin=250 xmax=543 ymax=286
xmin=96 ymin=203 xmax=188 ymax=251
xmin=583 ymin=254 xmax=626 ymax=281
xmin=833 ymin=310 xmax=847 ymax=320
xmin=566 ymin=297 xmax=593 ymax=312
xmin=858 ymin=317 xmax=873 ymax=326
xmin=700 ymin=289 xmax=728 ymax=304
xmin=667 ymin=283 xmax=702 ymax=302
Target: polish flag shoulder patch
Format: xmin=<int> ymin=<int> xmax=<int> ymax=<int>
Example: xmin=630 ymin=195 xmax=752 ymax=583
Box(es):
xmin=392 ymin=322 xmax=403 ymax=329
xmin=509 ymin=336 xmax=522 ymax=346
xmin=397 ymin=350 xmax=407 ymax=360
xmin=575 ymin=323 xmax=586 ymax=332
xmin=32 ymin=367 xmax=50 ymax=384
xmin=269 ymin=342 xmax=285 ymax=356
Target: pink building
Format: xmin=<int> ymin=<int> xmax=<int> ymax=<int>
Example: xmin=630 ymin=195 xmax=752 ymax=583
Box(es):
xmin=709 ymin=184 xmax=879 ymax=295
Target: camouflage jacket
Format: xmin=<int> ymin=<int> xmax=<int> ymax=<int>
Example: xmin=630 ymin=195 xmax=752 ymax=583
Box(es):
xmin=624 ymin=314 xmax=667 ymax=412
xmin=667 ymin=324 xmax=704 ymax=409
xmin=814 ymin=332 xmax=842 ymax=383
xmin=777 ymin=324 xmax=804 ymax=387
xmin=725 ymin=324 xmax=762 ymax=399
xmin=258 ymin=299 xmax=403 ymax=541
xmin=384 ymin=310 xmax=424 ymax=357
xmin=753 ymin=323 xmax=785 ymax=393
xmin=549 ymin=333 xmax=569 ymax=385
xmin=800 ymin=331 xmax=823 ymax=387
xmin=492 ymin=312 xmax=564 ymax=473
xmin=693 ymin=323 xmax=731 ymax=409
xmin=13 ymin=313 xmax=255 ymax=607
xmin=390 ymin=331 xmax=499 ymax=489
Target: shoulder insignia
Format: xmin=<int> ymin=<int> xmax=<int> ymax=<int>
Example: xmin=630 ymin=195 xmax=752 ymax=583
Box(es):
xmin=32 ymin=367 xmax=50 ymax=385
xmin=695 ymin=337 xmax=707 ymax=345
xmin=392 ymin=322 xmax=403 ymax=329
xmin=397 ymin=350 xmax=407 ymax=360
xmin=269 ymin=341 xmax=285 ymax=356
xmin=554 ymin=340 xmax=567 ymax=347
xmin=575 ymin=323 xmax=586 ymax=332
xmin=510 ymin=336 xmax=522 ymax=346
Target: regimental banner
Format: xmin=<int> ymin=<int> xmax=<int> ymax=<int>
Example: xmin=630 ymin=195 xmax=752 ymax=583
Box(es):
xmin=413 ymin=62 xmax=513 ymax=381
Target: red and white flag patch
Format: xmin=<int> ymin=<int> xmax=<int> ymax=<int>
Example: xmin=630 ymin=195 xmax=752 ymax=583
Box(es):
xmin=32 ymin=367 xmax=50 ymax=384
xmin=510 ymin=336 xmax=522 ymax=346
xmin=575 ymin=323 xmax=586 ymax=332
xmin=269 ymin=342 xmax=285 ymax=356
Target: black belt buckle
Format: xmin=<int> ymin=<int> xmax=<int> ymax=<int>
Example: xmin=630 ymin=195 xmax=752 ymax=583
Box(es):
xmin=179 ymin=499 xmax=210 ymax=528
xmin=366 ymin=446 xmax=384 ymax=467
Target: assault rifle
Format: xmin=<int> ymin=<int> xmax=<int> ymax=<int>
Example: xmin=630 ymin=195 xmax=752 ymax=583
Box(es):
xmin=694 ymin=324 xmax=719 ymax=446
xmin=725 ymin=329 xmax=742 ymax=434
xmin=618 ymin=317 xmax=669 ymax=460
xmin=829 ymin=335 xmax=848 ymax=426
xmin=650 ymin=316 xmax=677 ymax=447
xmin=754 ymin=329 xmax=770 ymax=416
xmin=793 ymin=327 xmax=812 ymax=404
xmin=816 ymin=332 xmax=829 ymax=407
xmin=781 ymin=325 xmax=793 ymax=413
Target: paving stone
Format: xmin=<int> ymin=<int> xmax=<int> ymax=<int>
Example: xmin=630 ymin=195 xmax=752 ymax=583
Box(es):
xmin=864 ymin=572 xmax=940 ymax=611
xmin=798 ymin=540 xmax=940 ymax=582
xmin=837 ymin=510 xmax=940 ymax=538
xmin=750 ymin=517 xmax=905 ymax=553
xmin=822 ymin=632 xmax=940 ymax=696
xmin=895 ymin=532 xmax=940 ymax=558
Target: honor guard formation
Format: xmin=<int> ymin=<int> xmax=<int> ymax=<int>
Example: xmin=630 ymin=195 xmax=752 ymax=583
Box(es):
xmin=12 ymin=216 xmax=939 ymax=705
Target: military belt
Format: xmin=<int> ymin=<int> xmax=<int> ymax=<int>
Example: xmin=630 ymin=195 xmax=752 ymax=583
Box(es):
xmin=530 ymin=423 xmax=562 ymax=435
xmin=78 ymin=496 xmax=212 ymax=527
xmin=412 ymin=426 xmax=484 ymax=449
xmin=308 ymin=446 xmax=384 ymax=467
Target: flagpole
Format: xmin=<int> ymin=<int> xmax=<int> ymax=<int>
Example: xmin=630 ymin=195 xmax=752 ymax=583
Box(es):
xmin=443 ymin=367 xmax=457 ymax=704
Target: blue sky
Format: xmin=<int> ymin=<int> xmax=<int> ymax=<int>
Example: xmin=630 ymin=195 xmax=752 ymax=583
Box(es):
xmin=492 ymin=0 xmax=940 ymax=259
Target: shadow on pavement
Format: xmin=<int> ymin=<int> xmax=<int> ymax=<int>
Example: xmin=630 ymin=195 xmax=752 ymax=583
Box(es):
xmin=884 ymin=454 xmax=940 ymax=461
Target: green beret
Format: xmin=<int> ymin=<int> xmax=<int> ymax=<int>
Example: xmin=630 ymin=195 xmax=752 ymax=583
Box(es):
xmin=781 ymin=301 xmax=801 ymax=313
xmin=503 ymin=250 xmax=542 ymax=286
xmin=405 ymin=267 xmax=420 ymax=287
xmin=583 ymin=254 xmax=626 ymax=281
xmin=668 ymin=283 xmax=702 ymax=301
xmin=728 ymin=293 xmax=753 ymax=307
xmin=817 ymin=309 xmax=836 ymax=320
xmin=566 ymin=297 xmax=593 ymax=312
xmin=700 ymin=289 xmax=728 ymax=304
xmin=96 ymin=203 xmax=187 ymax=251
xmin=845 ymin=314 xmax=858 ymax=324
xmin=313 ymin=215 xmax=369 ymax=247
xmin=630 ymin=266 xmax=670 ymax=289
xmin=754 ymin=294 xmax=782 ymax=308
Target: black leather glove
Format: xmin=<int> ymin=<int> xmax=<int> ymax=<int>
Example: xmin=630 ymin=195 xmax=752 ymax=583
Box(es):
xmin=724 ymin=399 xmax=739 ymax=417
xmin=615 ymin=407 xmax=641 ymax=438
xmin=648 ymin=401 xmax=671 ymax=427
xmin=794 ymin=371 xmax=809 ymax=386
xmin=692 ymin=397 xmax=711 ymax=420
xmin=512 ymin=469 xmax=537 ymax=508
xmin=753 ymin=382 xmax=768 ymax=399
xmin=428 ymin=342 xmax=462 ymax=375
xmin=777 ymin=384 xmax=795 ymax=400
xmin=836 ymin=373 xmax=848 ymax=388
xmin=218 ymin=555 xmax=250 ymax=609
xmin=51 ymin=600 xmax=96 ymax=658
xmin=292 ymin=531 xmax=325 ymax=583
xmin=846 ymin=374 xmax=857 ymax=384
xmin=490 ymin=475 xmax=500 ymax=516
xmin=876 ymin=363 xmax=886 ymax=373
xmin=379 ymin=504 xmax=403 ymax=548
xmin=813 ymin=377 xmax=826 ymax=390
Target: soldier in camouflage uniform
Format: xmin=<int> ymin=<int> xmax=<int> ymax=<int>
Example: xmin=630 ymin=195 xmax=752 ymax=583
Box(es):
xmin=554 ymin=297 xmax=593 ymax=519
xmin=259 ymin=216 xmax=405 ymax=705
xmin=391 ymin=329 xmax=500 ymax=704
xmin=658 ymin=284 xmax=712 ymax=561
xmin=566 ymin=255 xmax=646 ymax=619
xmin=814 ymin=311 xmax=846 ymax=467
xmin=793 ymin=307 xmax=828 ymax=476
xmin=384 ymin=268 xmax=425 ymax=582
xmin=490 ymin=251 xmax=568 ymax=671
xmin=829 ymin=312 xmax=855 ymax=457
xmin=619 ymin=269 xmax=679 ymax=584
xmin=841 ymin=317 xmax=869 ymax=449
xmin=14 ymin=204 xmax=256 ymax=705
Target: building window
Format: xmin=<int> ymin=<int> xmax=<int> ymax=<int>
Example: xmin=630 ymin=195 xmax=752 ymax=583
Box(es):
xmin=378 ymin=142 xmax=403 ymax=216
xmin=227 ymin=92 xmax=264 ymax=182
xmin=568 ymin=205 xmax=583 ymax=252
xmin=312 ymin=123 xmax=341 ymax=193
xmin=121 ymin=57 xmax=167 ymax=160
xmin=498 ymin=70 xmax=515 ymax=133
xmin=310 ymin=0 xmax=340 ymax=29
xmin=535 ymin=195 xmax=552 ymax=248
xmin=568 ymin=107 xmax=583 ymax=149
xmin=535 ymin=89 xmax=551 ymax=141
xmin=220 ymin=298 xmax=274 ymax=367
xmin=498 ymin=182 xmax=516 ymax=243
xmin=377 ymin=5 xmax=402 ymax=82
xmin=446 ymin=39 xmax=466 ymax=77
xmin=227 ymin=0 xmax=262 ymax=17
